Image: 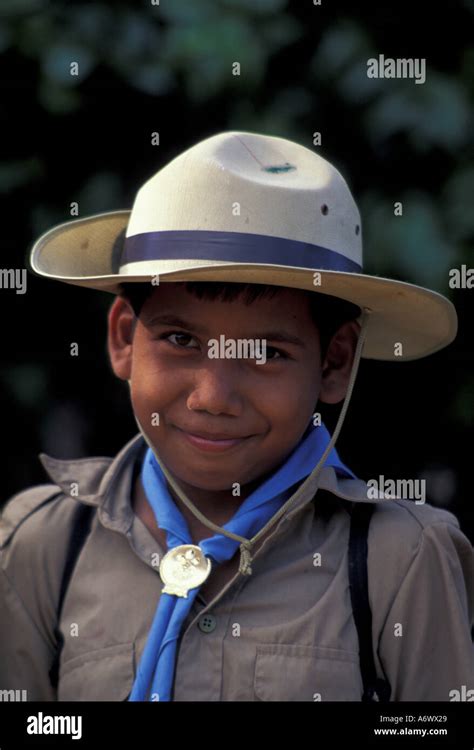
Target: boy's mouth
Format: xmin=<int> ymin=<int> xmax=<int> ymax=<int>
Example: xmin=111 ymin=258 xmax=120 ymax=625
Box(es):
xmin=173 ymin=425 xmax=254 ymax=453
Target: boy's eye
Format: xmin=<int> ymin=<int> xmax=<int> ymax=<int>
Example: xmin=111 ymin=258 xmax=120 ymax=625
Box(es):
xmin=265 ymin=347 xmax=284 ymax=360
xmin=162 ymin=331 xmax=199 ymax=349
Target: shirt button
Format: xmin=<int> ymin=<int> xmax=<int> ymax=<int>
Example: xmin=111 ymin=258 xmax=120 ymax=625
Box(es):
xmin=198 ymin=614 xmax=217 ymax=633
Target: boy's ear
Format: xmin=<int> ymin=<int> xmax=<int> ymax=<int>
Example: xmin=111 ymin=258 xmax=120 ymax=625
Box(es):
xmin=318 ymin=320 xmax=360 ymax=405
xmin=107 ymin=296 xmax=135 ymax=382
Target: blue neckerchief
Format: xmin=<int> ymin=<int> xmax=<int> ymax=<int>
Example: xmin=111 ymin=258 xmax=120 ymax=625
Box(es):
xmin=128 ymin=421 xmax=355 ymax=701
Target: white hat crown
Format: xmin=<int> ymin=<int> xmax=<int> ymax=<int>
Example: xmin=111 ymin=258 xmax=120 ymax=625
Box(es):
xmin=121 ymin=131 xmax=362 ymax=276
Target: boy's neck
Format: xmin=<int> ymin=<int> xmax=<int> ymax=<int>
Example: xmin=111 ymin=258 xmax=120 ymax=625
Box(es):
xmin=132 ymin=471 xmax=263 ymax=546
xmin=166 ymin=481 xmax=247 ymax=540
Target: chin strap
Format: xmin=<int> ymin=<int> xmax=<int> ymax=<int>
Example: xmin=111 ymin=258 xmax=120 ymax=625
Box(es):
xmin=129 ymin=307 xmax=373 ymax=576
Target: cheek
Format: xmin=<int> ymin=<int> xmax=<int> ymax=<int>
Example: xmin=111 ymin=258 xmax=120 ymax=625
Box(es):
xmin=273 ymin=364 xmax=320 ymax=413
xmin=257 ymin=373 xmax=320 ymax=443
xmin=130 ymin=347 xmax=180 ymax=416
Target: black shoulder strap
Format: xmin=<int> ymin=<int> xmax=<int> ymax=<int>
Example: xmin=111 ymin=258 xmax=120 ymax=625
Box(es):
xmin=49 ymin=501 xmax=96 ymax=691
xmin=348 ymin=502 xmax=391 ymax=702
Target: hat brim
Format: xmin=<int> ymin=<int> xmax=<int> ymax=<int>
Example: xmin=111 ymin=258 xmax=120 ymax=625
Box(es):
xmin=29 ymin=211 xmax=458 ymax=362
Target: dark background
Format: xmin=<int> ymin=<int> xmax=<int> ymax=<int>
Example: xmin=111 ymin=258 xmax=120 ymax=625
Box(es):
xmin=1 ymin=0 xmax=473 ymax=541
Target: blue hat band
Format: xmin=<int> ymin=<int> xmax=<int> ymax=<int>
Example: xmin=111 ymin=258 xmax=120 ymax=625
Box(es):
xmin=121 ymin=230 xmax=362 ymax=274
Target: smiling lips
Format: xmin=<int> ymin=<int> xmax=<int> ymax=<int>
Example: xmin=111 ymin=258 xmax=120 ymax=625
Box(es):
xmin=174 ymin=425 xmax=253 ymax=453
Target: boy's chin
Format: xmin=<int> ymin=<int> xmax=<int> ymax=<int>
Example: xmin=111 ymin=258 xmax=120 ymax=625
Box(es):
xmin=167 ymin=468 xmax=255 ymax=494
xmin=159 ymin=457 xmax=261 ymax=494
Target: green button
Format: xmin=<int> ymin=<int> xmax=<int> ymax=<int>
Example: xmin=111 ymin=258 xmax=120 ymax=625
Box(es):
xmin=198 ymin=614 xmax=217 ymax=633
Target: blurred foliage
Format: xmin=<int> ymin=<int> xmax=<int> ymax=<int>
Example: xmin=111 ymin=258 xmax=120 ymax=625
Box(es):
xmin=1 ymin=0 xmax=473 ymax=537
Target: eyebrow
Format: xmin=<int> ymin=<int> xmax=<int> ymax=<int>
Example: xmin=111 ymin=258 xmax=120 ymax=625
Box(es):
xmin=145 ymin=313 xmax=307 ymax=348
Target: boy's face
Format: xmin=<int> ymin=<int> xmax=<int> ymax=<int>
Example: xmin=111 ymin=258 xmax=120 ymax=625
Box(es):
xmin=108 ymin=283 xmax=358 ymax=493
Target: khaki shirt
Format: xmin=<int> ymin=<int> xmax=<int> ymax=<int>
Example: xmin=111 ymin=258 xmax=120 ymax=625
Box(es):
xmin=1 ymin=433 xmax=473 ymax=701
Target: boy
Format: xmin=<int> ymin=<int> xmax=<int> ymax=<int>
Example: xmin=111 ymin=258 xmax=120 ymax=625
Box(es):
xmin=1 ymin=131 xmax=473 ymax=701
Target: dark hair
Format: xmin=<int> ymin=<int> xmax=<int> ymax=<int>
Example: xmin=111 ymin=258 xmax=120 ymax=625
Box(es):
xmin=119 ymin=281 xmax=361 ymax=364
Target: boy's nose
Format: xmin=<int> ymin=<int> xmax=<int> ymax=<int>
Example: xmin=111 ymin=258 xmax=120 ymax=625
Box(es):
xmin=185 ymin=362 xmax=244 ymax=416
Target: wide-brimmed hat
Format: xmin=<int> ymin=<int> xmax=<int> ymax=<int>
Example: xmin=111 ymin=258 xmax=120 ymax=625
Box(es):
xmin=29 ymin=130 xmax=457 ymax=361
